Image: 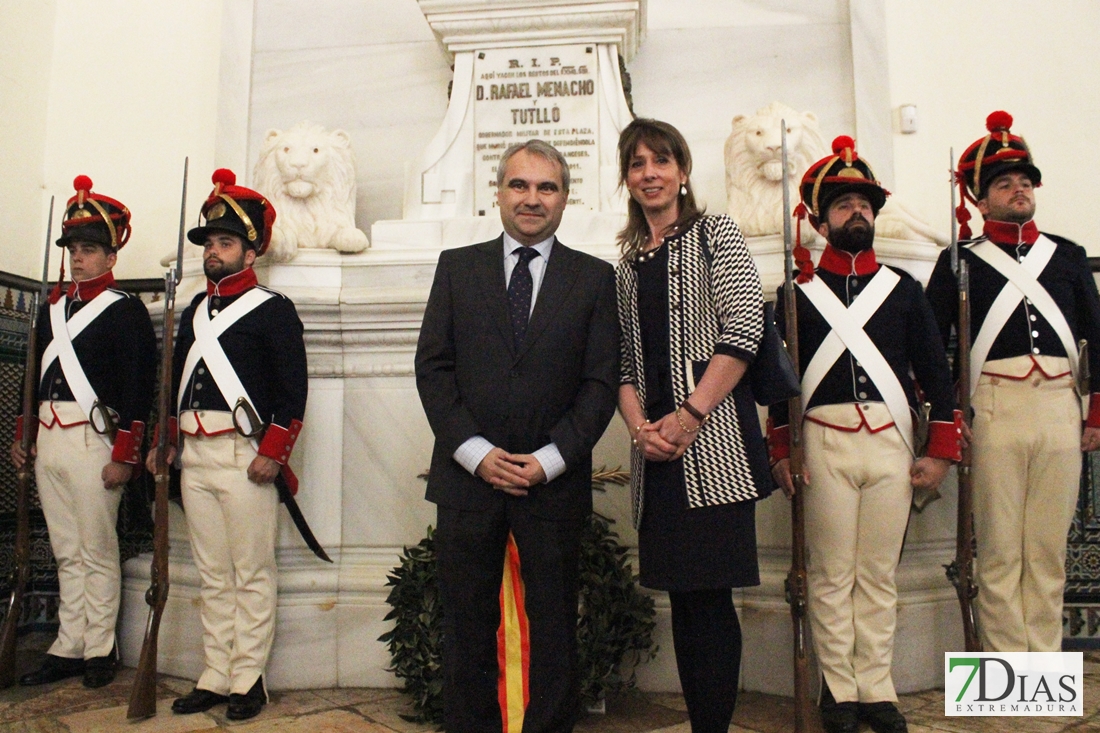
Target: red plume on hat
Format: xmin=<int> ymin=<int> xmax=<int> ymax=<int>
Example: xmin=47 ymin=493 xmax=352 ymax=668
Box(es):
xmin=211 ymin=168 xmax=235 ymax=197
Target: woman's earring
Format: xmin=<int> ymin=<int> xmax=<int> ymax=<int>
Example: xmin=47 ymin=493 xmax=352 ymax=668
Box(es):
xmin=680 ymin=183 xmax=687 ymax=196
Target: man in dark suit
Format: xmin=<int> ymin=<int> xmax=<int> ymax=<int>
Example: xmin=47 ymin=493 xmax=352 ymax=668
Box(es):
xmin=415 ymin=139 xmax=619 ymax=733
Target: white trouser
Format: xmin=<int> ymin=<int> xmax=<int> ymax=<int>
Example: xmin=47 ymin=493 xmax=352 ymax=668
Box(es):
xmin=34 ymin=402 xmax=121 ymax=660
xmin=803 ymin=403 xmax=912 ymax=704
xmin=971 ymin=364 xmax=1081 ymax=652
xmin=181 ymin=428 xmax=278 ymax=696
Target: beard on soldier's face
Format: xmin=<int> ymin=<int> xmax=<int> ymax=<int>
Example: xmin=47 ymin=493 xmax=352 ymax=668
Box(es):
xmin=827 ymin=215 xmax=875 ymax=253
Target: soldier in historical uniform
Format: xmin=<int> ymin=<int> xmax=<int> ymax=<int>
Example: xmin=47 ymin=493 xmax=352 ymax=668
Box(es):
xmin=926 ymin=111 xmax=1100 ymax=652
xmin=146 ymin=169 xmax=308 ymax=721
xmin=11 ymin=176 xmax=157 ymax=689
xmin=769 ymin=138 xmax=961 ymax=733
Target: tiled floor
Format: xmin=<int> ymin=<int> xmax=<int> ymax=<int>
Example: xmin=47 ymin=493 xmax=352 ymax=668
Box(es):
xmin=2 ymin=635 xmax=1097 ymax=732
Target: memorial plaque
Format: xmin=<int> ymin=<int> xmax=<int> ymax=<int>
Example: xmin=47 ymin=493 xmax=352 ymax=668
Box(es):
xmin=473 ymin=44 xmax=600 ymax=215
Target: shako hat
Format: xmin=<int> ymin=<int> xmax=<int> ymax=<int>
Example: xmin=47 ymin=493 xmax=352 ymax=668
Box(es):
xmin=56 ymin=175 xmax=132 ymax=250
xmin=187 ymin=168 xmax=276 ymax=255
xmin=798 ymin=135 xmax=889 ymax=225
xmin=957 ymin=110 xmax=1040 ymax=200
xmin=954 ymin=111 xmax=1041 ymax=239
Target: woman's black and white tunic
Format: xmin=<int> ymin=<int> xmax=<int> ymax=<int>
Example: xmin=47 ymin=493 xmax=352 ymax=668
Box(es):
xmin=616 ymin=214 xmax=772 ymax=590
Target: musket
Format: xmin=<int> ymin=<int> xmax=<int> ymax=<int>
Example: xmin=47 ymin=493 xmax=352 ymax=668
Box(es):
xmin=128 ymin=158 xmax=187 ymax=718
xmin=0 ymin=198 xmax=54 ymax=688
xmin=943 ymin=149 xmax=981 ymax=652
xmin=780 ymin=123 xmax=821 ymax=732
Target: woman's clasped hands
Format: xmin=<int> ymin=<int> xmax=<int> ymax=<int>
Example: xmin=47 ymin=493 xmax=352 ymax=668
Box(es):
xmin=633 ymin=410 xmax=700 ymax=462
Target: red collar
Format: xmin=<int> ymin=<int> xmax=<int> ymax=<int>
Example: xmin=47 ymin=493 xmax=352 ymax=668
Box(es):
xmin=207 ymin=267 xmax=257 ymax=297
xmin=818 ymin=244 xmax=879 ymax=277
xmin=66 ymin=271 xmax=116 ymax=301
xmin=983 ymin=219 xmax=1039 ymax=246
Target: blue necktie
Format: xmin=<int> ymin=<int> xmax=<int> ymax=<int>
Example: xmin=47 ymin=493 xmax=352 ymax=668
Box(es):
xmin=508 ymin=247 xmax=540 ymax=350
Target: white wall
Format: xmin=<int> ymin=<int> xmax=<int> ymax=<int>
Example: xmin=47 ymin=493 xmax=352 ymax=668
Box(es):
xmin=0 ymin=0 xmax=57 ymax=280
xmin=633 ymin=0 xmax=856 ymax=216
xmin=886 ymin=0 xmax=1100 ymax=251
xmin=0 ymin=0 xmax=229 ymax=280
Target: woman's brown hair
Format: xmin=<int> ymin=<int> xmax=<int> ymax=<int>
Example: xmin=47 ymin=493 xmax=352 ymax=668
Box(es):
xmin=615 ymin=118 xmax=704 ymax=261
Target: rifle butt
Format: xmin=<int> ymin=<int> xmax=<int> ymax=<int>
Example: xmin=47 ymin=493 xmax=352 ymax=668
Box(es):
xmin=127 ymin=607 xmax=163 ymax=719
xmin=0 ymin=592 xmax=22 ymax=688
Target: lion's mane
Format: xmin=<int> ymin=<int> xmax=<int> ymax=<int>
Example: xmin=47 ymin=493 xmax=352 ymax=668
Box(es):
xmin=724 ymin=102 xmax=826 ymax=240
xmin=253 ymin=122 xmax=369 ymax=262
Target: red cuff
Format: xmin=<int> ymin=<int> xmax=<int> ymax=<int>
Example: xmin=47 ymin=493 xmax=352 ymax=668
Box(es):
xmin=152 ymin=417 xmax=179 ymax=448
xmin=925 ymin=411 xmax=963 ymax=462
xmin=258 ymin=419 xmax=303 ymax=465
xmin=1088 ymin=394 xmax=1100 ymax=429
xmin=111 ymin=421 xmax=145 ymax=465
xmin=767 ymin=419 xmax=790 ymax=464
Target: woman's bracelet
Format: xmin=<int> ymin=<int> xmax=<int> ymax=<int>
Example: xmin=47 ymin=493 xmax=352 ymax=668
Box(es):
xmin=680 ymin=400 xmax=707 ymax=422
xmin=675 ymin=406 xmax=704 ymax=434
xmin=631 ymin=420 xmax=648 ymax=447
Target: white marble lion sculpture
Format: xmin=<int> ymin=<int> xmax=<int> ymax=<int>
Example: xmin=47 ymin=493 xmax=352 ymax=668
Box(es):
xmin=724 ymin=101 xmax=947 ymax=245
xmin=725 ymin=101 xmax=822 ymax=243
xmin=253 ymin=122 xmax=369 ymax=262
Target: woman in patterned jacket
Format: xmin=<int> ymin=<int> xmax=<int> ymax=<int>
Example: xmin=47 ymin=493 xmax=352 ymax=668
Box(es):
xmin=615 ymin=118 xmax=772 ymax=733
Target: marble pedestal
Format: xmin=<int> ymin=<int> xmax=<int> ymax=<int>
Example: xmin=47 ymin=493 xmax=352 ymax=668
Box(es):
xmin=119 ymin=225 xmax=965 ymax=695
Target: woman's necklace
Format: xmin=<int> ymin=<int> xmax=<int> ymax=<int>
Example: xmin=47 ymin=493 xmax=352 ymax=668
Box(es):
xmin=636 ymin=232 xmax=667 ymax=263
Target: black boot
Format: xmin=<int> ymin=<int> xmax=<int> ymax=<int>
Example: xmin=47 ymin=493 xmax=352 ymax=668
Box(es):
xmin=819 ymin=680 xmax=859 ymax=733
xmin=19 ymin=654 xmax=85 ymax=686
xmin=859 ymin=701 xmax=908 ymax=733
xmin=83 ymin=647 xmax=118 ymax=688
xmin=226 ymin=676 xmax=266 ymax=721
xmin=172 ymin=687 xmax=230 ymax=714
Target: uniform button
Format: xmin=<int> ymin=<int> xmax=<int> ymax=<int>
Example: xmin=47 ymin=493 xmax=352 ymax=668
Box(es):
xmin=54 ymin=377 xmax=62 ymax=385
xmin=670 ymin=267 xmax=680 ymax=276
xmin=858 ymin=391 xmax=868 ymax=399
xmin=855 ymin=361 xmax=862 ymax=369
xmin=1031 ymin=330 xmax=1039 ymax=338
xmin=1030 ymin=314 xmax=1037 ymax=322
xmin=198 ymin=367 xmax=205 ymax=375
xmin=851 ymin=279 xmax=859 ymax=287
xmin=1032 ymin=347 xmax=1040 ymax=354
xmin=1025 ymin=299 xmax=1032 ymax=305
xmin=51 ymin=393 xmax=58 ymax=399
xmin=858 ymin=376 xmax=867 ymax=384
xmin=194 ymin=383 xmax=203 ymax=390
xmin=211 ymin=309 xmax=220 ymax=317
xmin=192 ymin=401 xmax=201 ymax=408
xmin=212 ymin=298 xmax=221 ymax=306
